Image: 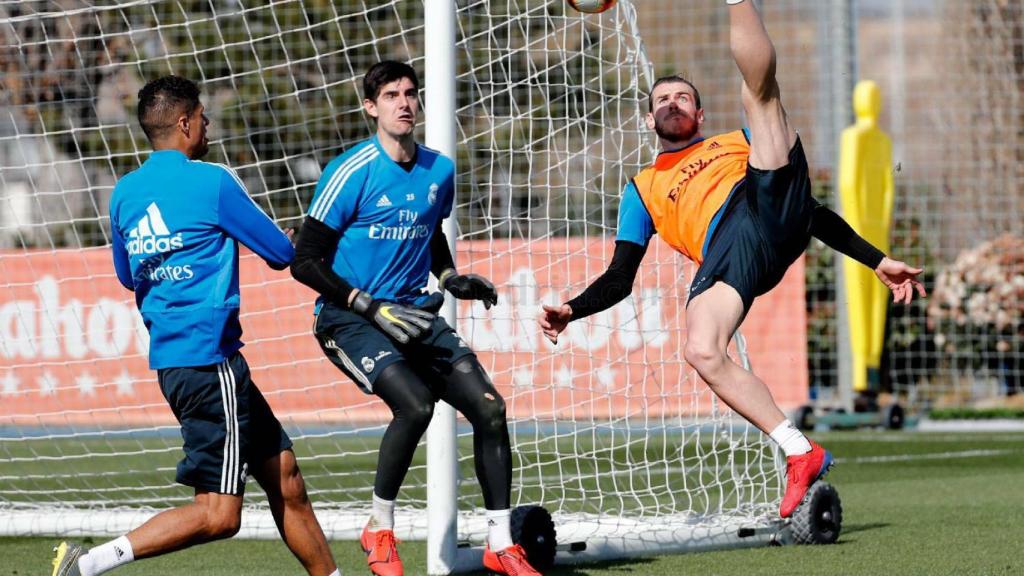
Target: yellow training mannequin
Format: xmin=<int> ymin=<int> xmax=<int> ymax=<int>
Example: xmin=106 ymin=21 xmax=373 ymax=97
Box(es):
xmin=839 ymin=80 xmax=894 ymax=393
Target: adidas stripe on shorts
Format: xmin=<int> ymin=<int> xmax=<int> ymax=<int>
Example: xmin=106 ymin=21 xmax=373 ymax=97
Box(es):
xmin=157 ymin=352 xmax=292 ymax=495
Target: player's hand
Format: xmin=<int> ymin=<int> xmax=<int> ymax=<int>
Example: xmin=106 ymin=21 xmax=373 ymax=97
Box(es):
xmin=874 ymin=257 xmax=927 ymax=305
xmin=440 ymin=270 xmax=498 ymax=309
xmin=538 ymin=304 xmax=572 ymax=344
xmin=284 ymin=227 xmax=296 ymax=244
xmin=419 ymin=291 xmax=446 ymax=314
xmin=351 ymin=291 xmax=434 ymax=344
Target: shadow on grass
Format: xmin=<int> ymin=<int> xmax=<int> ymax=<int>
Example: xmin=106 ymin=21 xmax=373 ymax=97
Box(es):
xmin=841 ymin=522 xmax=890 ymax=536
xmin=466 ymin=557 xmax=658 ymax=575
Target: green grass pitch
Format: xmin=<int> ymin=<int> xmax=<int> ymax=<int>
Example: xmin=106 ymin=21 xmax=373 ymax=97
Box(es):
xmin=4 ymin=431 xmax=1022 ymax=575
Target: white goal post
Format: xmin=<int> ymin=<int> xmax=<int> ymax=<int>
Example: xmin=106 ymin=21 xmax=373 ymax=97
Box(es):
xmin=0 ymin=1 xmax=804 ymax=573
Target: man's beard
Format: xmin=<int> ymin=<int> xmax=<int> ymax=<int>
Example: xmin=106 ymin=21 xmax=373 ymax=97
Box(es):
xmin=654 ymin=110 xmax=698 ymax=144
xmin=191 ymin=138 xmax=209 ymax=160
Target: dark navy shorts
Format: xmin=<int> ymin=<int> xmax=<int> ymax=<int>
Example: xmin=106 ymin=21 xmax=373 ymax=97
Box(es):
xmin=157 ymin=352 xmax=292 ymax=495
xmin=688 ymin=138 xmax=814 ymax=312
xmin=313 ymin=301 xmax=476 ymax=394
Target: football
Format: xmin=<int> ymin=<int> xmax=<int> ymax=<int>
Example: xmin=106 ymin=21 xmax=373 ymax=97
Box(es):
xmin=567 ymin=0 xmax=617 ymax=14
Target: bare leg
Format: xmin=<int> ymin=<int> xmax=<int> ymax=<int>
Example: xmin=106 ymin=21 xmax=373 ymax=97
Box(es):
xmin=126 ymin=490 xmax=242 ymax=558
xmin=254 ymin=449 xmax=338 ymax=576
xmin=729 ymin=0 xmax=797 ymax=169
xmin=684 ymin=282 xmax=787 ymax=434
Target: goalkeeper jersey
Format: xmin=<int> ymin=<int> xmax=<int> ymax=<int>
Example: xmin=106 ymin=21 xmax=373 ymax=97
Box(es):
xmin=109 ymin=150 xmax=294 ymax=369
xmin=307 ymin=135 xmax=455 ymax=307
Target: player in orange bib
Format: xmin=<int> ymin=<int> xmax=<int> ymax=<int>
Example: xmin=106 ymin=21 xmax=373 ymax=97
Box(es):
xmin=538 ymin=0 xmax=926 ymax=519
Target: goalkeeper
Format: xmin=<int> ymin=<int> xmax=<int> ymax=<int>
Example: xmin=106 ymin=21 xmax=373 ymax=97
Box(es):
xmin=52 ymin=76 xmax=338 ymax=576
xmin=290 ymin=60 xmax=541 ymax=576
xmin=538 ymin=0 xmax=926 ymax=519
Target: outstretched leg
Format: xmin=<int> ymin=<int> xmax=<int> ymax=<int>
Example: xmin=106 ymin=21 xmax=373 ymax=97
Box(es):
xmin=729 ymin=0 xmax=796 ymax=170
xmin=124 ymin=491 xmax=244 ymax=557
xmin=725 ymin=1 xmax=834 ymax=518
xmin=53 ymin=491 xmax=243 ymax=576
xmin=54 ymin=353 xmax=275 ymax=575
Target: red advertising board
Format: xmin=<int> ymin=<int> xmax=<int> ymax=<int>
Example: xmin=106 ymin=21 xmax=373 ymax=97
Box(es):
xmin=0 ymin=240 xmax=806 ymax=426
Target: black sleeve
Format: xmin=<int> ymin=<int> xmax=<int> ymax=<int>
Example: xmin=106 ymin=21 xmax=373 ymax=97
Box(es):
xmin=289 ymin=216 xmax=357 ymax=308
xmin=809 ymin=203 xmax=886 ymax=269
xmin=565 ymin=240 xmax=648 ymax=320
xmin=430 ymin=223 xmax=456 ymax=278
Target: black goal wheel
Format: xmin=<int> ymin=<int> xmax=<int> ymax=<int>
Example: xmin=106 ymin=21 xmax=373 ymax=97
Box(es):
xmin=510 ymin=505 xmax=557 ymax=571
xmin=791 ymin=482 xmax=843 ymax=545
xmin=882 ymin=403 xmax=905 ymax=430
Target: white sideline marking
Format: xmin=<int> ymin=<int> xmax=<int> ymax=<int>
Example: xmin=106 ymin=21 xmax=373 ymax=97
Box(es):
xmin=835 ymin=448 xmax=1015 ymax=464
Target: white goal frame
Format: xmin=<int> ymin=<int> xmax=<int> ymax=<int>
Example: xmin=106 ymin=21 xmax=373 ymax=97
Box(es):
xmin=0 ymin=3 xmax=793 ymax=574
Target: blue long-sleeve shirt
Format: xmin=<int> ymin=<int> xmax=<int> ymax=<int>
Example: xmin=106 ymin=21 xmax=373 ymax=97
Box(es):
xmin=110 ymin=150 xmax=294 ymax=369
xmin=306 ymin=136 xmax=455 ymax=307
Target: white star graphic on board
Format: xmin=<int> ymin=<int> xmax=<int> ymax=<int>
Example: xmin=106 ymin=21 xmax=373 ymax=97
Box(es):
xmin=114 ymin=371 xmax=135 ymax=396
xmin=596 ymin=365 xmax=617 ymax=389
xmin=76 ymin=372 xmax=98 ymax=397
xmin=37 ymin=372 xmax=59 ymax=396
xmin=1 ymin=372 xmax=19 ymax=396
xmin=512 ymin=368 xmax=534 ymax=388
xmin=554 ymin=366 xmax=575 ymax=389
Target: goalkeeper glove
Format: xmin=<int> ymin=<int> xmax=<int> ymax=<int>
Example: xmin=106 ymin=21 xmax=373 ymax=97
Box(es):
xmin=438 ymin=269 xmax=499 ymax=309
xmin=351 ymin=290 xmax=434 ymax=344
xmin=419 ymin=291 xmax=446 ymax=313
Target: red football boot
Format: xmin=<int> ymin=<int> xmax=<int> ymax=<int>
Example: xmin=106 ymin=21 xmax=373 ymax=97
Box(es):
xmin=483 ymin=543 xmax=542 ymax=575
xmin=780 ymin=440 xmax=834 ymax=518
xmin=360 ymin=525 xmax=403 ymax=576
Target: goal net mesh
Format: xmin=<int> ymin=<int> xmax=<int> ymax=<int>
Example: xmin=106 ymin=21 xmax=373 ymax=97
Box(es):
xmin=0 ymin=0 xmax=788 ymax=543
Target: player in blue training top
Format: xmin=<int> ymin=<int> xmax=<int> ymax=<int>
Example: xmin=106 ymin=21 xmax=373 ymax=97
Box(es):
xmin=290 ymin=61 xmax=543 ymax=576
xmin=51 ymin=76 xmax=339 ymax=576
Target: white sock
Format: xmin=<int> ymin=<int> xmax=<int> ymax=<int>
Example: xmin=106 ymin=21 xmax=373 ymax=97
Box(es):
xmin=769 ymin=419 xmax=813 ymax=457
xmin=486 ymin=509 xmax=513 ymax=551
xmin=77 ymin=536 xmax=134 ymax=576
xmin=368 ymin=493 xmax=395 ymax=531
xmin=328 ymin=571 xmax=341 ymax=576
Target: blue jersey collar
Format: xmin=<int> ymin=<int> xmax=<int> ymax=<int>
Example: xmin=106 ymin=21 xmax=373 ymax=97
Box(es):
xmin=371 ymin=135 xmax=420 ymax=175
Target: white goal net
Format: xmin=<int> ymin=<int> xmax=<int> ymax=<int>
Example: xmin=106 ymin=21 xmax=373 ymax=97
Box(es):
xmin=0 ymin=0 xmax=801 ymax=567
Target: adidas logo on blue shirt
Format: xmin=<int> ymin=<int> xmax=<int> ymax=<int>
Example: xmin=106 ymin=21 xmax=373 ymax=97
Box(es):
xmin=126 ymin=202 xmax=183 ymax=256
xmin=376 ymin=194 xmax=392 ymax=208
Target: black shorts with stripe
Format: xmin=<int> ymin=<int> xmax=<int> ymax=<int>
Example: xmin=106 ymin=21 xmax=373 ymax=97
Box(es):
xmin=687 ymin=137 xmax=815 ymax=311
xmin=157 ymin=352 xmax=292 ymax=495
xmin=313 ymin=301 xmax=475 ymax=394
